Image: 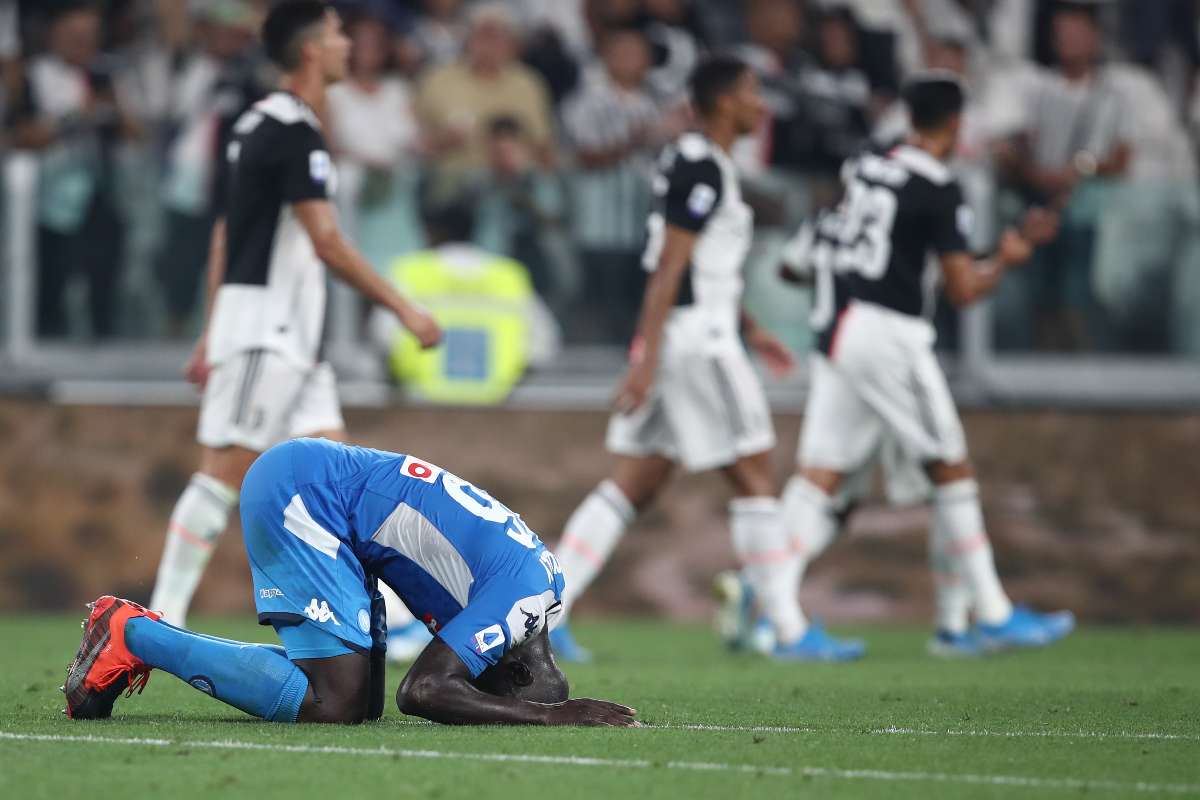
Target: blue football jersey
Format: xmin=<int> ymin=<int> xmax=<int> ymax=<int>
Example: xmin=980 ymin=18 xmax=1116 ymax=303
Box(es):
xmin=241 ymin=438 xmax=564 ymax=677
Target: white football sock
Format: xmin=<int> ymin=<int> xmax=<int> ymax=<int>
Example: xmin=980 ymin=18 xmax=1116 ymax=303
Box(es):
xmin=149 ymin=473 xmax=238 ymax=626
xmin=931 ymin=479 xmax=1012 ymax=625
xmin=379 ymin=581 xmax=415 ymax=628
xmin=730 ymin=496 xmax=807 ymax=645
xmin=556 ymin=480 xmax=635 ymax=614
xmin=780 ymin=475 xmax=838 ymax=583
xmin=929 ymin=514 xmax=971 ymax=635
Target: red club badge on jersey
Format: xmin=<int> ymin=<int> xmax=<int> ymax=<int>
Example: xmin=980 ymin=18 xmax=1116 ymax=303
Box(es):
xmin=400 ymin=455 xmax=443 ymax=484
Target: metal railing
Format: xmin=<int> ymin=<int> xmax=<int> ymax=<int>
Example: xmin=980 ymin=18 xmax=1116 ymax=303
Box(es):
xmin=3 ymin=153 xmax=1198 ymax=411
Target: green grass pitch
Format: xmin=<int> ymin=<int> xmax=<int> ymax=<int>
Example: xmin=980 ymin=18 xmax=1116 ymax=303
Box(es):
xmin=1 ymin=615 xmax=1198 ymax=799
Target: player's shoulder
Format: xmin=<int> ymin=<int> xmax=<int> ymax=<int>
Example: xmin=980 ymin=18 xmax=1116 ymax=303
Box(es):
xmin=675 ymin=131 xmax=715 ymax=162
xmin=659 ymin=132 xmax=724 ymax=186
xmin=885 ymin=144 xmax=959 ymax=193
xmin=233 ymin=92 xmax=325 ymax=147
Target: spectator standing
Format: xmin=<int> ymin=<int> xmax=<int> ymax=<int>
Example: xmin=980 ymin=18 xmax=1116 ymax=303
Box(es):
xmin=415 ymin=3 xmax=555 ymax=175
xmin=996 ymin=2 xmax=1131 ymax=350
xmin=410 ymin=0 xmax=467 ymax=68
xmin=731 ymin=0 xmax=807 ymax=177
xmin=10 ymin=2 xmax=139 ymax=339
xmin=473 ymin=116 xmax=576 ymax=318
xmin=793 ymin=6 xmax=874 ymax=199
xmin=156 ymin=1 xmax=260 ymax=335
xmin=638 ymin=0 xmax=705 ymax=108
xmin=562 ymin=26 xmax=681 ymax=342
xmin=328 ymin=10 xmax=425 ymax=268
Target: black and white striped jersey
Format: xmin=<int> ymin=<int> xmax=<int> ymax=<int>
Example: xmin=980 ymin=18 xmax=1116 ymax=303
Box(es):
xmin=833 ymin=144 xmax=971 ymax=320
xmin=642 ymin=132 xmax=754 ymax=336
xmin=206 ymin=92 xmax=335 ymax=368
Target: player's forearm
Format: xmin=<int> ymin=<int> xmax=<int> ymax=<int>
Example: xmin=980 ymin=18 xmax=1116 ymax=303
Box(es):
xmin=947 ymin=258 xmax=1007 ymax=307
xmin=315 ymin=231 xmax=416 ymax=319
xmin=396 ymin=673 xmax=552 ymax=725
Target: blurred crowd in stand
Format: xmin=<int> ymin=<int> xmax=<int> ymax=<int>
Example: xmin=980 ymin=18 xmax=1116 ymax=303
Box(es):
xmin=1 ymin=0 xmax=1198 ymax=356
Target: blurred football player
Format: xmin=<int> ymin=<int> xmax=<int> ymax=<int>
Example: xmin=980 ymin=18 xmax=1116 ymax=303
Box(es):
xmin=769 ymin=73 xmax=1074 ymax=657
xmin=147 ymin=1 xmax=440 ymax=628
xmin=65 ymin=438 xmax=637 ymax=727
xmin=550 ymin=55 xmax=864 ymax=664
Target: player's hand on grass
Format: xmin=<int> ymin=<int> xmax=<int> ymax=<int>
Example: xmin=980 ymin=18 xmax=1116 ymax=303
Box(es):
xmin=746 ymin=329 xmax=797 ymax=378
xmin=543 ymin=698 xmax=640 ymax=727
xmin=400 ymin=306 xmax=443 ymax=349
xmin=183 ymin=338 xmax=210 ymax=388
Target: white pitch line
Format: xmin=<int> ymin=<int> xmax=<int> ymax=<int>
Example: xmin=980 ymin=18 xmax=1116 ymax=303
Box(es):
xmin=389 ymin=718 xmax=1200 ymax=742
xmin=1 ymin=731 xmax=1197 ymax=794
xmin=646 ymin=723 xmax=1200 ymax=742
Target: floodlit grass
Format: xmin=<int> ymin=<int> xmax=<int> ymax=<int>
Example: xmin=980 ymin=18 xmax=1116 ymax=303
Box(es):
xmin=2 ymin=615 xmax=1198 ymax=799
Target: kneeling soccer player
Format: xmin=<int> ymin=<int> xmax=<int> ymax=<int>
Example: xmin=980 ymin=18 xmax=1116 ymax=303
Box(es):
xmin=63 ymin=438 xmax=637 ymax=726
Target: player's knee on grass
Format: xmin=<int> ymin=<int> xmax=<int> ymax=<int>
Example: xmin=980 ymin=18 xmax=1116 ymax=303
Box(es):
xmin=926 ymin=460 xmax=975 ymax=485
xmin=295 ymin=652 xmax=372 ymax=724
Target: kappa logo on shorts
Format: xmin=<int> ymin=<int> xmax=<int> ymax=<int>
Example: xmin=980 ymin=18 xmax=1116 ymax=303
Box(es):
xmin=259 ymin=588 xmax=284 ymax=600
xmin=472 ymin=624 xmax=505 ymax=654
xmin=304 ymin=598 xmax=340 ymax=626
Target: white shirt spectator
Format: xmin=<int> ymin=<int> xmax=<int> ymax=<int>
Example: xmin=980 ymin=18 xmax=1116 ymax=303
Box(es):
xmin=563 ymin=67 xmax=661 ymax=251
xmin=328 ymin=77 xmax=421 ymax=166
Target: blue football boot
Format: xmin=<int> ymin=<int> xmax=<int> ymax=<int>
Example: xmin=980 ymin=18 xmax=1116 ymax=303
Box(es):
xmin=713 ymin=570 xmax=757 ymax=651
xmin=772 ymin=622 xmax=866 ymax=662
xmin=549 ymin=622 xmax=593 ymax=663
xmin=927 ymin=628 xmax=985 ymax=658
xmin=976 ymin=606 xmax=1069 ymax=652
xmin=1037 ymin=608 xmax=1076 ymax=643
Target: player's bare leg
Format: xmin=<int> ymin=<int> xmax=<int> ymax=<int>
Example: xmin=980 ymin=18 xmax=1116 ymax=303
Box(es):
xmin=925 ymin=458 xmax=1073 ymax=653
xmin=731 ymin=460 xmax=863 ymax=660
xmin=552 ymin=455 xmax=673 ymax=661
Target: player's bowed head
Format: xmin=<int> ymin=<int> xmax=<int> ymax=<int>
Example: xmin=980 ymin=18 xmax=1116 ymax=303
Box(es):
xmin=396 ymin=630 xmax=640 ymax=726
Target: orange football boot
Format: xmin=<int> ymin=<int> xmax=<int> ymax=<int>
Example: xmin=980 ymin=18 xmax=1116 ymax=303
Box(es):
xmin=62 ymin=596 xmax=160 ymax=719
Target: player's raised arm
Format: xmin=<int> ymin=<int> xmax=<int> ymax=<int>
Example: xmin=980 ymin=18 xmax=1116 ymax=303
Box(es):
xmin=941 ymin=207 xmax=1058 ymax=308
xmin=291 ymin=199 xmax=441 ymax=349
xmin=397 ymin=633 xmax=638 ymax=726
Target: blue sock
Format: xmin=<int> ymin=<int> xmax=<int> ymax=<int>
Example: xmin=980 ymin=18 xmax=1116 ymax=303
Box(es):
xmin=125 ymin=617 xmax=308 ymax=722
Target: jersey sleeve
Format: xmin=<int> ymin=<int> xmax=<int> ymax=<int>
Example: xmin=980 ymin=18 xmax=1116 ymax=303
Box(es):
xmin=279 ymin=123 xmax=333 ymax=204
xmin=662 ymin=153 xmax=724 ymax=233
xmin=929 ymin=181 xmax=971 ymax=255
xmin=435 ymin=578 xmax=556 ymax=678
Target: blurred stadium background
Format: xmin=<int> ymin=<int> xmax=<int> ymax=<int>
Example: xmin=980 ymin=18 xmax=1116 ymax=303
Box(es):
xmin=0 ymin=0 xmax=1196 ymax=624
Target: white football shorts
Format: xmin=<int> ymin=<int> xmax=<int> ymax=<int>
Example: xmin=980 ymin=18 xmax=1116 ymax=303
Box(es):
xmin=800 ymin=300 xmax=967 ymax=473
xmin=197 ymin=349 xmax=345 ymax=452
xmin=607 ymin=326 xmax=775 ymax=473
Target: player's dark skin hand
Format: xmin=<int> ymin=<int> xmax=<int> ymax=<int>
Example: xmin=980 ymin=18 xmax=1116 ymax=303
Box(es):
xmin=542 ymin=698 xmax=641 ymax=727
xmin=397 ymin=632 xmax=639 ymax=726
